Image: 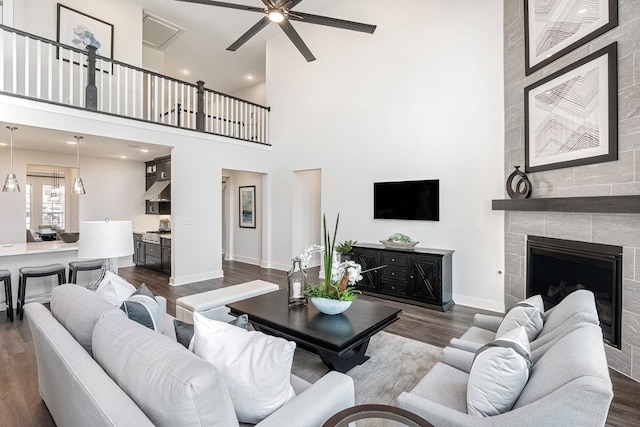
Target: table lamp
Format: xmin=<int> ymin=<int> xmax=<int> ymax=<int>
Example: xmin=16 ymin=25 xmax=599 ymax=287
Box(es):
xmin=78 ymin=219 xmax=134 ymax=289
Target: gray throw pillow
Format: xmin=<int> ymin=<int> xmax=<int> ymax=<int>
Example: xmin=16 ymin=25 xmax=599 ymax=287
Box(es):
xmin=174 ymin=314 xmax=249 ymax=349
xmin=120 ymin=284 xmax=163 ymax=333
xmin=467 ymin=326 xmax=532 ymax=417
xmin=496 ymin=295 xmax=545 ymax=341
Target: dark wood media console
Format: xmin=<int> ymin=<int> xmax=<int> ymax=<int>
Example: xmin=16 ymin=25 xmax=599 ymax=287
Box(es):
xmin=352 ymin=243 xmax=454 ymax=311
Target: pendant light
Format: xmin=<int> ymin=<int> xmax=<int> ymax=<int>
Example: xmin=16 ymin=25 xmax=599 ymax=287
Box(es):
xmin=50 ymin=171 xmax=60 ymax=201
xmin=72 ymin=135 xmax=85 ymax=195
xmin=2 ymin=126 xmax=20 ymax=192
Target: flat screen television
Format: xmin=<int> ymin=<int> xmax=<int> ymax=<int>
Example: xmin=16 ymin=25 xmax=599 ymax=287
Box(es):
xmin=374 ymin=179 xmax=439 ymax=221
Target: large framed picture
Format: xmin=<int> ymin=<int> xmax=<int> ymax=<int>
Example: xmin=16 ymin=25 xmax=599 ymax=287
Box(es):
xmin=524 ymin=0 xmax=617 ymax=75
xmin=239 ymin=186 xmax=256 ymax=229
xmin=524 ymin=42 xmax=617 ymax=173
xmin=57 ymin=4 xmax=113 ymax=59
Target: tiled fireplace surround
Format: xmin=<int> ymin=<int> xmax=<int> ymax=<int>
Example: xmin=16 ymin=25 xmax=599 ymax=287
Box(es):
xmin=503 ymin=1 xmax=640 ymax=381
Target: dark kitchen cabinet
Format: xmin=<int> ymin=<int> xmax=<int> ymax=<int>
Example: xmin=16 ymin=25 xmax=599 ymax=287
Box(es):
xmin=144 ymin=155 xmax=171 ymax=215
xmin=156 ymin=158 xmax=171 ymax=180
xmin=352 ymin=243 xmax=454 ymax=311
xmin=145 ymin=243 xmax=162 ymax=271
xmin=133 ymin=234 xmax=145 ymax=265
xmin=146 ymin=201 xmax=171 ymax=215
xmin=161 ymin=238 xmax=171 ymax=275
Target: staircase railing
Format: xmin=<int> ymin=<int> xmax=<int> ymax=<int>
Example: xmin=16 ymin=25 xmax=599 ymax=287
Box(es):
xmin=0 ymin=24 xmax=270 ymax=145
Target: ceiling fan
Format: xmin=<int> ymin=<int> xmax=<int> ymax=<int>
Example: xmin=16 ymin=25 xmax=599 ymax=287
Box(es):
xmin=176 ymin=0 xmax=377 ymax=62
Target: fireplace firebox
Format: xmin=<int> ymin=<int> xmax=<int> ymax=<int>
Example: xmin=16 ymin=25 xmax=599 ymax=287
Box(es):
xmin=526 ymin=235 xmax=621 ymax=348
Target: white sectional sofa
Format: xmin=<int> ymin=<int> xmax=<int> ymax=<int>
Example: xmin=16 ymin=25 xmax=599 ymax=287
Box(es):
xmin=25 ymin=284 xmax=355 ymax=427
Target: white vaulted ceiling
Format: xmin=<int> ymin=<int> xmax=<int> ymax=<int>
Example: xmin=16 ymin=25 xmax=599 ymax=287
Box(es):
xmin=127 ymin=0 xmax=348 ymax=94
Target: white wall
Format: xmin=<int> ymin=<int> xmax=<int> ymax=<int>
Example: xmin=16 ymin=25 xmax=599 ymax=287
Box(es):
xmin=266 ymin=0 xmax=506 ymax=311
xmin=292 ymin=169 xmax=321 ymax=268
xmin=0 ymin=147 xmax=145 ymax=244
xmin=232 ymin=81 xmax=267 ymax=106
xmin=14 ymin=0 xmax=142 ymax=66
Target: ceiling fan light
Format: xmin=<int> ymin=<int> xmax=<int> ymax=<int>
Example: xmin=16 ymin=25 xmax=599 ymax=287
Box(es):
xmin=268 ymin=10 xmax=285 ymax=23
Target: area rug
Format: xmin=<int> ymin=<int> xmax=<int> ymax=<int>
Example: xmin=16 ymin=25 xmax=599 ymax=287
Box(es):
xmin=291 ymin=331 xmax=442 ymax=426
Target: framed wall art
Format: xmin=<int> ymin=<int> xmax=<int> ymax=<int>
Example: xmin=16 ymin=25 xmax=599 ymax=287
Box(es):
xmin=524 ymin=42 xmax=617 ymax=173
xmin=239 ymin=185 xmax=256 ymax=228
xmin=57 ymin=4 xmax=113 ymax=59
xmin=524 ymin=0 xmax=617 ymax=75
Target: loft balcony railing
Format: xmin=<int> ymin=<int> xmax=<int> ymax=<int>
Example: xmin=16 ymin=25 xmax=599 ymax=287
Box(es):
xmin=0 ymin=24 xmax=270 ymax=145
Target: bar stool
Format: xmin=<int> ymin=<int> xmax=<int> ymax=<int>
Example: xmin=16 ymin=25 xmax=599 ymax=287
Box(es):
xmin=17 ymin=264 xmax=66 ymax=320
xmin=68 ymin=259 xmax=104 ymax=284
xmin=0 ymin=270 xmax=13 ymax=322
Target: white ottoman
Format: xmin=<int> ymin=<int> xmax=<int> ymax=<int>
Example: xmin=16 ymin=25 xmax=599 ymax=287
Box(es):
xmin=175 ymin=280 xmax=279 ymax=323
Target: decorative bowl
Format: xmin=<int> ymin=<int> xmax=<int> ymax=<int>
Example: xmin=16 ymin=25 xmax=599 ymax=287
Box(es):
xmin=380 ymin=240 xmax=419 ymax=250
xmin=59 ymin=232 xmax=80 ymax=243
xmin=310 ymin=297 xmax=352 ymax=315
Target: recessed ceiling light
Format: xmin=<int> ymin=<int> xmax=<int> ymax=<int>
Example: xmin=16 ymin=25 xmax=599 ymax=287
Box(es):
xmin=0 ymin=142 xmax=7 ymax=147
xmin=578 ymin=8 xmax=587 ymax=14
xmin=246 ymin=74 xmax=254 ymax=80
xmin=119 ymin=155 xmax=128 ymax=159
xmin=181 ymin=68 xmax=190 ymax=76
xmin=140 ymin=149 xmax=150 ymax=153
xmin=66 ymin=140 xmax=77 ymax=145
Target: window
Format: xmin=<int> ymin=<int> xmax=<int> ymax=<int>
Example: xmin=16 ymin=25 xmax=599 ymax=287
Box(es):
xmin=42 ymin=183 xmax=65 ymax=228
xmin=26 ymin=184 xmax=32 ymax=230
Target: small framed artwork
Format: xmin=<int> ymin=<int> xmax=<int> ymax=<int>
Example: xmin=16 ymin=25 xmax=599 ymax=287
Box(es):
xmin=524 ymin=42 xmax=617 ymax=173
xmin=239 ymin=186 xmax=256 ymax=229
xmin=524 ymin=0 xmax=618 ymax=75
xmin=57 ymin=4 xmax=114 ymax=59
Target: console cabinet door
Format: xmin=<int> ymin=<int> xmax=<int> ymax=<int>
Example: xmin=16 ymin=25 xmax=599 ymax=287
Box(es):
xmin=354 ymin=249 xmax=379 ymax=291
xmin=410 ymin=255 xmax=442 ymax=304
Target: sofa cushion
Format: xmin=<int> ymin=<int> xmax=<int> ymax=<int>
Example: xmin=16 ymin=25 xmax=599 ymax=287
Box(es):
xmin=120 ymin=284 xmax=163 ymax=333
xmin=496 ymin=295 xmax=545 ymax=341
xmin=92 ymin=312 xmax=238 ymax=427
xmin=95 ymin=271 xmax=136 ymax=306
xmin=467 ymin=326 xmax=532 ymax=417
xmin=192 ymin=312 xmax=296 ymax=424
xmin=50 ymin=284 xmax=124 ymax=355
xmin=174 ymin=315 xmax=249 ymax=350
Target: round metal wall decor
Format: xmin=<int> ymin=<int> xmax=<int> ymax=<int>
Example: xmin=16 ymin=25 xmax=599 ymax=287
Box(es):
xmin=506 ymin=166 xmax=532 ymax=199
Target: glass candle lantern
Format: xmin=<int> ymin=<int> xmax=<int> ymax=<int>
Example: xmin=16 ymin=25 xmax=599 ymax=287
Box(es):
xmin=288 ymin=256 xmax=308 ymax=307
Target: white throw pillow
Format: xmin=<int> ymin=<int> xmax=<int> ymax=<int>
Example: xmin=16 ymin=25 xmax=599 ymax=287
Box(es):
xmin=192 ymin=312 xmax=296 ymax=424
xmin=95 ymin=271 xmax=136 ymax=306
xmin=467 ymin=326 xmax=532 ymax=417
xmin=496 ymin=295 xmax=545 ymax=341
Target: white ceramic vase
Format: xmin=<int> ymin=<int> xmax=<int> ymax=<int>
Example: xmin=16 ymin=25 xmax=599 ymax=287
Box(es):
xmin=310 ymin=297 xmax=352 ymax=315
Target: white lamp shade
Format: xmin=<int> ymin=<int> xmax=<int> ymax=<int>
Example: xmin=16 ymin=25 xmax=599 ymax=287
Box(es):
xmin=78 ymin=220 xmax=134 ymax=259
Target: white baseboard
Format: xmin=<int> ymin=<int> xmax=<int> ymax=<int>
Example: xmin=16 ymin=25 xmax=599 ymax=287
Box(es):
xmin=233 ymin=255 xmax=261 ymax=266
xmin=453 ymin=294 xmax=504 ymax=314
xmin=170 ymin=270 xmax=224 ymax=286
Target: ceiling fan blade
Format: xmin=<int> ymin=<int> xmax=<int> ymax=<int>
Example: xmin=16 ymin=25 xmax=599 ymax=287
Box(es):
xmin=278 ymin=20 xmax=316 ymax=62
xmin=227 ymin=16 xmax=271 ymax=51
xmin=278 ymin=0 xmax=304 ymax=8
xmin=289 ymin=12 xmax=376 ymax=34
xmin=174 ymin=0 xmax=265 ymax=14
xmin=261 ymin=0 xmax=277 ymax=8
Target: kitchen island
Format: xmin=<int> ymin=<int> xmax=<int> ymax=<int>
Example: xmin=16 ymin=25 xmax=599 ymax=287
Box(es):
xmin=0 ymin=241 xmax=105 ymax=314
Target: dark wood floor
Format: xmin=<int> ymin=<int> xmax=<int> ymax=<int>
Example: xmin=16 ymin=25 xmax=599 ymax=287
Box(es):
xmin=1 ymin=261 xmax=638 ymax=426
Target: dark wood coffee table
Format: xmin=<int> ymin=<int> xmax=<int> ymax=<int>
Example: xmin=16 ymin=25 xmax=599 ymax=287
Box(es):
xmin=228 ymin=290 xmax=401 ymax=373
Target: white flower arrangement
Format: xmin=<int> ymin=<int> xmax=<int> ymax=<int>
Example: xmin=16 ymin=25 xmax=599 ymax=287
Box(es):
xmin=332 ymin=259 xmax=363 ymax=286
xmin=299 ymin=244 xmax=323 ymax=268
